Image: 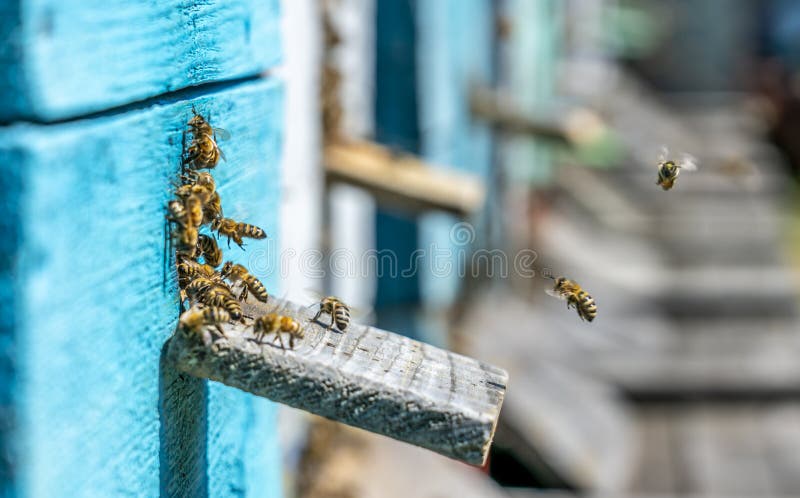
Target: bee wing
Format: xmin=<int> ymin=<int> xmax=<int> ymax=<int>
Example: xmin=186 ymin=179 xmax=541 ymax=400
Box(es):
xmin=213 ymin=127 xmax=231 ymax=141
xmin=657 ymin=145 xmax=669 ymax=164
xmin=545 ymin=287 xmax=566 ymax=300
xmin=678 ymin=153 xmax=698 ymax=171
xmin=218 ymin=146 xmax=227 ymax=162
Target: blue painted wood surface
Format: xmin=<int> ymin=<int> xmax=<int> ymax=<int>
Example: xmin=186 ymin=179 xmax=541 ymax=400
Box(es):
xmin=0 ymin=78 xmax=284 ymax=498
xmin=0 ymin=0 xmax=281 ymax=122
xmin=416 ymin=0 xmax=493 ymax=316
xmin=373 ymin=0 xmax=422 ymax=339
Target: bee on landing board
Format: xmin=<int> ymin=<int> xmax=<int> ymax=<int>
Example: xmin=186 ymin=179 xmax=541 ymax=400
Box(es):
xmin=252 ymin=313 xmax=303 ymax=349
xmin=310 ymin=296 xmax=351 ymax=332
xmin=220 ymin=261 xmax=269 ymax=302
xmin=655 ymin=146 xmax=698 ymax=191
xmin=185 ymin=109 xmax=229 ymax=170
xmin=178 ymin=305 xmax=231 ymax=339
xmin=545 ymin=275 xmax=597 ymax=322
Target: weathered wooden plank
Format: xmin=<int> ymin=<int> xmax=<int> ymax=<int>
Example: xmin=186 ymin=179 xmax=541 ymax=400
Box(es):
xmin=0 ymin=78 xmax=283 ymax=497
xmin=0 ymin=0 xmax=281 ymax=121
xmin=167 ymin=297 xmax=508 ymax=465
xmin=325 ymin=140 xmax=486 ymax=216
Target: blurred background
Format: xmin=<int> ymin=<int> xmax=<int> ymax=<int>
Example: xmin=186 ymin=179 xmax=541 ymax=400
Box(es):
xmin=280 ymin=0 xmax=800 ymax=497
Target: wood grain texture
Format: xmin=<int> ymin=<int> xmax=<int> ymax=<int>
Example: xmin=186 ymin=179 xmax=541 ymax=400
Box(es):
xmin=0 ymin=0 xmax=280 ymax=122
xmin=0 ymin=78 xmax=283 ymax=497
xmin=167 ymin=297 xmax=508 ymax=465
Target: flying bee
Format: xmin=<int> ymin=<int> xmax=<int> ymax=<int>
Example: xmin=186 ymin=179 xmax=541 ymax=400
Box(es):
xmin=252 ymin=313 xmax=304 ymax=349
xmin=655 ymin=146 xmax=698 ymax=191
xmin=202 ymin=191 xmax=223 ymax=224
xmin=178 ymin=305 xmax=230 ymax=339
xmin=220 ymin=262 xmax=269 ymax=302
xmin=196 ymin=234 xmax=223 ymax=267
xmin=310 ymin=296 xmax=351 ymax=332
xmin=185 ymin=110 xmax=229 ymax=169
xmin=211 ymin=217 xmax=267 ymax=249
xmin=545 ymin=275 xmax=597 ymax=322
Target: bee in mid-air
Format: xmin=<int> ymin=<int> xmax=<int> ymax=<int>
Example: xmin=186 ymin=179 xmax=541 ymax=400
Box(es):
xmin=545 ymin=274 xmax=597 ymax=322
xmin=178 ymin=305 xmax=230 ymax=339
xmin=211 ymin=217 xmax=267 ymax=249
xmin=185 ymin=109 xmax=230 ymax=170
xmin=196 ymin=234 xmax=223 ymax=267
xmin=220 ymin=262 xmax=269 ymax=302
xmin=655 ymin=146 xmax=698 ymax=191
xmin=310 ymin=296 xmax=351 ymax=332
xmin=252 ymin=313 xmax=303 ymax=349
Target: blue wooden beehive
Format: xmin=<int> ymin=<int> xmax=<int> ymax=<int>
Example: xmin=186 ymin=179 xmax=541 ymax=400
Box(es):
xmin=0 ymin=2 xmax=284 ymax=496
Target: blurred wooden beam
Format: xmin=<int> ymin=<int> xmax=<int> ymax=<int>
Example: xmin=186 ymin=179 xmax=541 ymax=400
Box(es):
xmin=470 ymin=86 xmax=609 ymax=148
xmin=324 ymin=140 xmax=486 ymax=216
xmin=167 ymin=297 xmax=508 ymax=465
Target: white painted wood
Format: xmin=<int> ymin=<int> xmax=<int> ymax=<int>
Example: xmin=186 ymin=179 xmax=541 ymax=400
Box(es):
xmin=167 ymin=297 xmax=508 ymax=465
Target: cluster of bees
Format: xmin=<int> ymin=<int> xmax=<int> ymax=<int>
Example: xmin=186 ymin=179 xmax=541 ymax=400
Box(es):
xmin=545 ymin=146 xmax=698 ymax=322
xmin=170 ymin=110 xmax=352 ymax=348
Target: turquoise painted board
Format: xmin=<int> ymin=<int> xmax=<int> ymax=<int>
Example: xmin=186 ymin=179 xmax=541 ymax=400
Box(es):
xmin=0 ymin=0 xmax=281 ymax=122
xmin=416 ymin=0 xmax=493 ymax=317
xmin=0 ymin=78 xmax=284 ymax=498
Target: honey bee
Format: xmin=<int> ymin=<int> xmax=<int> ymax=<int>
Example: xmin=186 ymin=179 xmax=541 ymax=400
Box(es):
xmin=185 ymin=279 xmax=242 ymax=320
xmin=181 ymin=171 xmax=216 ymax=193
xmin=184 ymin=194 xmax=203 ymax=228
xmin=175 ymin=183 xmax=211 ymax=205
xmin=252 ymin=313 xmax=303 ymax=349
xmin=211 ymin=217 xmax=267 ymax=249
xmin=310 ymin=296 xmax=351 ymax=332
xmin=196 ymin=234 xmax=223 ymax=267
xmin=545 ymin=275 xmax=597 ymax=322
xmin=220 ymin=262 xmax=269 ymax=302
xmin=178 ymin=305 xmax=231 ymax=338
xmin=177 ymin=258 xmax=217 ymax=286
xmin=655 ymin=146 xmax=698 ymax=191
xmin=167 ymin=198 xmax=199 ymax=256
xmin=203 ymin=191 xmax=223 ymax=224
xmin=185 ymin=110 xmax=229 ymax=169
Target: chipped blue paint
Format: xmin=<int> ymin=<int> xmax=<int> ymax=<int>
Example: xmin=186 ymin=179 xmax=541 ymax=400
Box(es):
xmin=0 ymin=0 xmax=281 ymax=122
xmin=0 ymin=78 xmax=284 ymax=498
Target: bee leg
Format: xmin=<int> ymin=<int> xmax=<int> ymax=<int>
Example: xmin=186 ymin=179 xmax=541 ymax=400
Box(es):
xmin=309 ymin=309 xmax=323 ymax=323
xmin=238 ymin=286 xmax=249 ymax=302
xmin=215 ymin=324 xmax=228 ymax=338
xmin=272 ymin=333 xmax=285 ymax=349
xmin=289 ymin=335 xmax=296 ymax=349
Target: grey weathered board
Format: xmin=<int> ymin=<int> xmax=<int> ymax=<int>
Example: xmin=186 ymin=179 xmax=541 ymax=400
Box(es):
xmin=166 ymin=298 xmax=508 ymax=465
